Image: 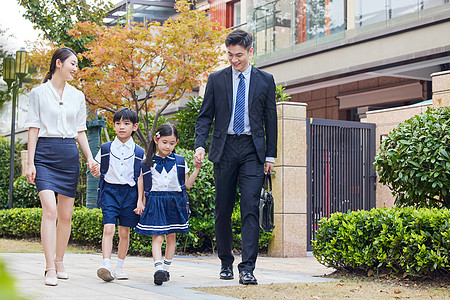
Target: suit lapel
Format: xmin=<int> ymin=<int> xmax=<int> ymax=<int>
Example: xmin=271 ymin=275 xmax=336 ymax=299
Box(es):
xmin=248 ymin=66 xmax=259 ymax=113
xmin=224 ymin=66 xmax=233 ymax=112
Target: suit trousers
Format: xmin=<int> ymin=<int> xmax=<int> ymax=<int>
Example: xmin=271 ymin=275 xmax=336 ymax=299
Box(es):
xmin=213 ymin=134 xmax=264 ymax=272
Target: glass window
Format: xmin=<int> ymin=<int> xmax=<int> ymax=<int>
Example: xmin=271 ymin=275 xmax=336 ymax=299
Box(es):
xmin=421 ymin=0 xmax=449 ymax=10
xmin=233 ymin=1 xmax=241 ymax=26
xmin=355 ymin=0 xmax=387 ymax=27
xmin=355 ymin=0 xmax=450 ymax=28
xmin=390 ymin=0 xmax=418 ymax=19
xmin=298 ymin=0 xmax=345 ymax=42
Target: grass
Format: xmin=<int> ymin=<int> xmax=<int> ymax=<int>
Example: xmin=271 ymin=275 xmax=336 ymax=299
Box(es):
xmin=2 ymin=238 xmax=449 ymax=299
xmin=193 ymin=279 xmax=450 ymax=299
xmin=0 ymin=238 xmax=98 ymax=254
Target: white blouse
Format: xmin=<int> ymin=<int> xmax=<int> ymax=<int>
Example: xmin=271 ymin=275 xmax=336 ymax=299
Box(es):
xmin=94 ymin=137 xmax=138 ymax=187
xmin=24 ymin=81 xmax=87 ymax=138
xmin=151 ymin=159 xmax=189 ymax=192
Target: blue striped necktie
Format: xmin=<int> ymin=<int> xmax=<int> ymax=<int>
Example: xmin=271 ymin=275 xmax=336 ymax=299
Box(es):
xmin=233 ymin=73 xmax=246 ymax=135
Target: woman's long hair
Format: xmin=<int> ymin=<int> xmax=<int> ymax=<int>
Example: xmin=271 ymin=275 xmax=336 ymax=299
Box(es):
xmin=43 ymin=47 xmax=76 ymax=83
xmin=144 ymin=123 xmax=179 ymax=166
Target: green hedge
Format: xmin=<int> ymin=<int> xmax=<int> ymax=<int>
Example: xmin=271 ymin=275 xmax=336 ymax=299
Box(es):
xmin=0 ymin=205 xmax=272 ymax=256
xmin=313 ymin=207 xmax=450 ymax=277
xmin=0 ymin=137 xmax=24 ymax=209
xmin=0 ymin=147 xmax=272 ymax=254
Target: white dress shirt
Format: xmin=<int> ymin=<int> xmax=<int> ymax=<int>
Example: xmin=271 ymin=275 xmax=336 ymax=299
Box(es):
xmin=151 ymin=157 xmax=189 ymax=192
xmin=24 ymin=81 xmax=87 ymax=138
xmin=95 ymin=137 xmax=138 ymax=187
xmin=227 ymin=65 xmax=252 ymax=135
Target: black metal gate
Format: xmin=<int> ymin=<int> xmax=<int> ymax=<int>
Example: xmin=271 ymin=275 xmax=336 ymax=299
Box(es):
xmin=306 ymin=118 xmax=376 ymax=251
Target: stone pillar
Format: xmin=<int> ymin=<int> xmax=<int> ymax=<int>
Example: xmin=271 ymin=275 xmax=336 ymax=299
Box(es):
xmin=431 ymin=70 xmax=450 ymax=108
xmin=20 ymin=150 xmax=28 ymax=176
xmin=268 ymin=101 xmax=308 ymax=257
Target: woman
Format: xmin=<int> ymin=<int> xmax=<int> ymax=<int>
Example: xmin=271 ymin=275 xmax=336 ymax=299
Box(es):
xmin=24 ymin=47 xmax=98 ymax=286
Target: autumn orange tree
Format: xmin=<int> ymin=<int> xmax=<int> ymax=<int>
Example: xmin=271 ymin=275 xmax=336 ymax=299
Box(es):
xmin=67 ymin=0 xmax=227 ymax=149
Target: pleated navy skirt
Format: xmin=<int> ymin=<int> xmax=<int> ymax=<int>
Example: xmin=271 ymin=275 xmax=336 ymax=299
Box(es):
xmin=135 ymin=191 xmax=189 ymax=236
xmin=34 ymin=137 xmax=79 ymax=198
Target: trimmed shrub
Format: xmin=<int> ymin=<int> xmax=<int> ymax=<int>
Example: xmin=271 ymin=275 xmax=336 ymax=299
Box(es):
xmin=313 ymin=207 xmax=450 ymax=277
xmin=13 ymin=176 xmax=40 ymax=208
xmin=0 ymin=208 xmax=41 ymax=238
xmin=0 ymin=137 xmax=25 ymax=209
xmin=374 ymin=107 xmax=450 ymax=208
xmin=0 ymin=205 xmax=272 ymax=256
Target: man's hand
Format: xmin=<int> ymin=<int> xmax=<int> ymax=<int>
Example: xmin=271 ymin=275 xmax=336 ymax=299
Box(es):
xmin=194 ymin=148 xmax=205 ymax=166
xmin=264 ymin=162 xmax=274 ymax=174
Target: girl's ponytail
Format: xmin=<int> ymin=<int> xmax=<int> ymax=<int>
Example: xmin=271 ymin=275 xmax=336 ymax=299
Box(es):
xmin=144 ymin=138 xmax=157 ymax=167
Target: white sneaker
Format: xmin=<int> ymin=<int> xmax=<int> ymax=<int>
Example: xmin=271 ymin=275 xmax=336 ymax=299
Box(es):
xmin=97 ymin=266 xmax=114 ymax=282
xmin=114 ymin=267 xmax=128 ymax=280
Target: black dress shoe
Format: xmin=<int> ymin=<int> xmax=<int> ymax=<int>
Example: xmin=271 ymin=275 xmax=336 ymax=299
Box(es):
xmin=219 ymin=266 xmax=234 ymax=280
xmin=239 ymin=271 xmax=258 ymax=285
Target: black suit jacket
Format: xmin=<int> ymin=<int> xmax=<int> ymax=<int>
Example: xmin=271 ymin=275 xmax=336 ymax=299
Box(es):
xmin=195 ymin=65 xmax=277 ymax=164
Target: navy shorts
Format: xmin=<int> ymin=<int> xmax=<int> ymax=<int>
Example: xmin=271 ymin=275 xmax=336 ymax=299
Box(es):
xmin=99 ymin=182 xmax=140 ymax=228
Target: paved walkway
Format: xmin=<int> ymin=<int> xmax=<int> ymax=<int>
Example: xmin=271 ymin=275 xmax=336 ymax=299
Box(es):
xmin=1 ymin=253 xmax=335 ymax=300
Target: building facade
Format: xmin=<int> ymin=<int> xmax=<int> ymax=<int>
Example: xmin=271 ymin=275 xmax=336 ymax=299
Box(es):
xmin=205 ymin=0 xmax=450 ymax=121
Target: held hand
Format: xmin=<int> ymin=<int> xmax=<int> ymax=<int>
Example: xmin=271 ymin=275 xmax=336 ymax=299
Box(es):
xmin=26 ymin=164 xmax=36 ymax=185
xmin=194 ymin=148 xmax=205 ymax=165
xmin=264 ymin=162 xmax=274 ymax=174
xmin=193 ymin=159 xmax=203 ymax=169
xmin=134 ymin=202 xmax=145 ymax=215
xmin=87 ymin=159 xmax=100 ymax=177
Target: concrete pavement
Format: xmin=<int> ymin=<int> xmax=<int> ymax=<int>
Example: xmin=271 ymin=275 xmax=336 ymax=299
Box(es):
xmin=1 ymin=252 xmax=335 ymax=300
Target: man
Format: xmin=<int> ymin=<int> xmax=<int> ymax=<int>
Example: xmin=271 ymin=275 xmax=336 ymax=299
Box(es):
xmin=194 ymin=29 xmax=277 ymax=285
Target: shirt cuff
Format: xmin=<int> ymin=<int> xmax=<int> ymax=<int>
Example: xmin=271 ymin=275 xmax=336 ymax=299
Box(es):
xmin=195 ymin=147 xmax=205 ymax=153
xmin=265 ymin=157 xmax=275 ymax=163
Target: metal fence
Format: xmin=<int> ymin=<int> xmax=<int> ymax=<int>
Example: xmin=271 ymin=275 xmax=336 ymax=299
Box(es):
xmin=306 ymin=118 xmax=377 ymax=251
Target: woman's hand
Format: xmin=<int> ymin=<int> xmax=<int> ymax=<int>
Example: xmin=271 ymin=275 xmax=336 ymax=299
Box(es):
xmin=87 ymin=158 xmax=100 ymax=177
xmin=26 ymin=163 xmax=36 ymax=185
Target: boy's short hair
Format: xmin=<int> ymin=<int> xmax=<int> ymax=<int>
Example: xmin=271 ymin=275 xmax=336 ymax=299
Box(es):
xmin=113 ymin=107 xmax=139 ymax=124
xmin=225 ymin=29 xmax=253 ymax=51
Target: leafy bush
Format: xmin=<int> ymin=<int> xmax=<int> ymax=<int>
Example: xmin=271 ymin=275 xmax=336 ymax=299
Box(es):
xmin=13 ymin=176 xmax=40 ymax=208
xmin=171 ymin=96 xmax=212 ymax=152
xmin=374 ymin=107 xmax=450 ymax=208
xmin=0 ymin=137 xmax=25 ymax=209
xmin=0 ymin=191 xmax=272 ymax=256
xmin=275 ymin=85 xmax=291 ymax=102
xmin=313 ymin=207 xmax=450 ymax=277
xmin=0 ymin=208 xmax=41 ymax=238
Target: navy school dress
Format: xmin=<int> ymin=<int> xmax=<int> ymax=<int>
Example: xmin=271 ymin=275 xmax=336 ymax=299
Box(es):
xmin=135 ymin=153 xmax=189 ymax=236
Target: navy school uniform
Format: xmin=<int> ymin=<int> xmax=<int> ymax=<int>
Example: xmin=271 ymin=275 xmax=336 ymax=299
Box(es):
xmin=135 ymin=153 xmax=189 ymax=236
xmin=96 ymin=137 xmax=144 ymax=228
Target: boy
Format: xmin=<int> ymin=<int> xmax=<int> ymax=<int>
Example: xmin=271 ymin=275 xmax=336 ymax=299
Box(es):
xmin=92 ymin=107 xmax=144 ymax=282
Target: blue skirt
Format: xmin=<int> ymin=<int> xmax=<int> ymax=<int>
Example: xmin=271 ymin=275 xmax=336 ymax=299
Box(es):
xmin=135 ymin=191 xmax=189 ymax=236
xmin=34 ymin=137 xmax=79 ymax=198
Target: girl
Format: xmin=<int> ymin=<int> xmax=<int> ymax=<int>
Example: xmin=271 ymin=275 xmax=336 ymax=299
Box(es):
xmin=134 ymin=124 xmax=201 ymax=285
xmin=24 ymin=47 xmax=98 ymax=286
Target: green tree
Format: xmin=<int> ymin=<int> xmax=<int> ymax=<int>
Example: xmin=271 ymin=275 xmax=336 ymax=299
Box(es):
xmin=18 ymin=0 xmax=113 ymax=68
xmin=67 ymin=0 xmax=226 ymax=149
xmin=374 ymin=106 xmax=450 ymax=208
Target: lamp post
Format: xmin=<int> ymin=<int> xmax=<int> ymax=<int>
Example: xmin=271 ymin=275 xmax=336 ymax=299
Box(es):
xmin=2 ymin=48 xmax=28 ymax=209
